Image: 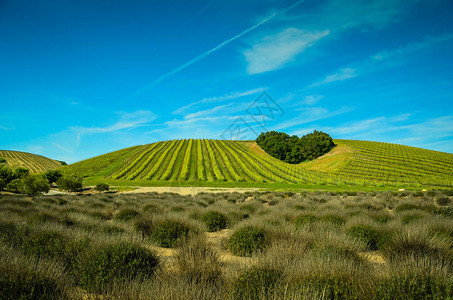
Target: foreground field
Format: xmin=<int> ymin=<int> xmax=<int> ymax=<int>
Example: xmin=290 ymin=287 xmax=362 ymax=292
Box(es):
xmin=60 ymin=139 xmax=453 ymax=188
xmin=0 ymin=150 xmax=63 ymax=173
xmin=1 ymin=189 xmax=452 ymax=299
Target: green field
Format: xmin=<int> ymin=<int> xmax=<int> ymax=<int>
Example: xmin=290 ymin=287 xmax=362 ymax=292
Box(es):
xmin=0 ymin=150 xmax=63 ymax=173
xmin=60 ymin=139 xmax=453 ymax=188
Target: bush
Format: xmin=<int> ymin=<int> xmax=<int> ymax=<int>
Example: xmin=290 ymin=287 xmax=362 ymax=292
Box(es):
xmin=0 ymin=266 xmax=66 ymax=300
xmin=300 ymin=273 xmax=360 ymax=300
xmin=294 ymin=214 xmax=318 ymax=228
xmin=321 ymin=214 xmax=346 ymax=226
xmin=57 ymin=176 xmax=82 ymax=192
xmin=5 ymin=175 xmax=50 ymax=196
xmin=20 ymin=175 xmax=50 ymax=197
xmin=21 ymin=231 xmax=67 ymax=258
xmin=13 ymin=167 xmax=29 ymax=179
xmin=401 ymin=213 xmax=424 ymax=224
xmin=382 ymin=232 xmax=452 ymax=263
xmin=346 ymin=224 xmax=380 ymax=250
xmin=94 ymin=182 xmax=109 ymax=192
xmin=102 ymin=225 xmax=125 ymax=235
xmin=228 ymin=226 xmax=267 ymax=257
xmin=376 ymin=273 xmax=453 ymax=299
xmin=176 ymin=234 xmax=223 ymax=285
xmin=0 ymin=222 xmax=30 ymax=247
xmin=201 ymin=211 xmax=228 ymax=232
xmin=114 ymin=208 xmax=140 ymax=221
xmin=134 ymin=218 xmax=153 ymax=239
xmin=436 ymin=197 xmax=451 ymax=206
xmin=232 ymin=267 xmax=282 ymax=299
xmin=150 ymin=220 xmax=190 ymax=248
xmin=44 ymin=170 xmax=62 ymax=185
xmin=77 ymin=243 xmax=159 ymax=293
xmin=5 ymin=179 xmax=22 ymax=193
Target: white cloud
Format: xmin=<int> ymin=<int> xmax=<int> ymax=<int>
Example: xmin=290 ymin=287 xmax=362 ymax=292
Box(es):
xmin=273 ymin=106 xmax=353 ymax=131
xmin=0 ymin=125 xmax=14 ymax=130
xmin=71 ymin=110 xmax=157 ymax=135
xmin=310 ymin=68 xmax=357 ymax=87
xmin=173 ymin=88 xmax=267 ymax=115
xmin=243 ymin=28 xmax=330 ymax=74
xmin=309 ymin=33 xmax=453 ymax=88
xmin=300 ymin=95 xmax=323 ymax=106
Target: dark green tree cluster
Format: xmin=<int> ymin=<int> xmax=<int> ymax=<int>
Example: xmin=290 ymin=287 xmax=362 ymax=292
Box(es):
xmin=0 ymin=166 xmax=50 ymax=196
xmin=0 ymin=165 xmax=82 ymax=196
xmin=256 ymin=130 xmax=335 ymax=164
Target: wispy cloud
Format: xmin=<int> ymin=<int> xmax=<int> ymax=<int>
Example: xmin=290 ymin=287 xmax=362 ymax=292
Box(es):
xmin=299 ymin=95 xmax=323 ymax=106
xmin=273 ymin=106 xmax=353 ymax=131
xmin=310 ymin=33 xmax=453 ymax=87
xmin=132 ymin=0 xmax=307 ymax=95
xmin=244 ymin=28 xmax=330 ymax=74
xmin=173 ymin=87 xmax=267 ymax=115
xmin=310 ymin=68 xmax=356 ymax=87
xmin=71 ymin=110 xmax=157 ymax=135
xmin=0 ymin=125 xmax=14 ymax=130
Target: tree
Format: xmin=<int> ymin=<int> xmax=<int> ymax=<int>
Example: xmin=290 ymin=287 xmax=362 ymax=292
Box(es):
xmin=95 ymin=182 xmax=109 ymax=192
xmin=57 ymin=175 xmax=83 ymax=192
xmin=20 ymin=175 xmax=50 ymax=196
xmin=44 ymin=169 xmax=63 ymax=185
xmin=256 ymin=130 xmax=335 ymax=164
xmin=5 ymin=175 xmax=50 ymax=196
xmin=13 ymin=167 xmax=29 ymax=179
xmin=0 ymin=165 xmax=13 ymax=186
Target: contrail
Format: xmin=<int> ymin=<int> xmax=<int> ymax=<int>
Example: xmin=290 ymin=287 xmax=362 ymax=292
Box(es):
xmin=133 ymin=0 xmax=305 ymax=95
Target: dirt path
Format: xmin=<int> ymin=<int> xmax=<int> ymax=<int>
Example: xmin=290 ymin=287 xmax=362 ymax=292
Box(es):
xmin=121 ymin=186 xmax=262 ymax=196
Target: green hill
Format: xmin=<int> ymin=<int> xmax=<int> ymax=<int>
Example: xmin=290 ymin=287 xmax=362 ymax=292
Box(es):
xmin=0 ymin=150 xmax=63 ymax=173
xmin=60 ymin=139 xmax=453 ymax=187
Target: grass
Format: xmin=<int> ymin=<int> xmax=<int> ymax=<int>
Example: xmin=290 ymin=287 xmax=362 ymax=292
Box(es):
xmin=0 ymin=189 xmax=451 ymax=298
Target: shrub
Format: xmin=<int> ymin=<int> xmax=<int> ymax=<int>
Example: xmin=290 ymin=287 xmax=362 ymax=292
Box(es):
xmin=150 ymin=220 xmax=190 ymax=248
xmin=57 ymin=176 xmax=82 ymax=192
xmin=6 ymin=175 xmax=50 ymax=196
xmin=114 ymin=208 xmax=140 ymax=221
xmin=401 ymin=213 xmax=424 ymax=224
xmin=382 ymin=232 xmax=452 ymax=263
xmin=294 ymin=214 xmax=318 ymax=228
xmin=436 ymin=197 xmax=451 ymax=206
xmin=94 ymin=182 xmax=109 ymax=192
xmin=134 ymin=218 xmax=153 ymax=239
xmin=201 ymin=211 xmax=228 ymax=232
xmin=77 ymin=243 xmax=159 ymax=293
xmin=13 ymin=167 xmax=29 ymax=179
xmin=394 ymin=203 xmax=419 ymax=212
xmin=376 ymin=273 xmax=453 ymax=299
xmin=0 ymin=222 xmax=30 ymax=247
xmin=21 ymin=231 xmax=67 ymax=258
xmin=321 ymin=214 xmax=346 ymax=226
xmin=299 ymin=273 xmax=360 ymax=300
xmin=232 ymin=267 xmax=282 ymax=299
xmin=176 ymin=234 xmax=223 ymax=285
xmin=228 ymin=226 xmax=267 ymax=257
xmin=0 ymin=266 xmax=66 ymax=300
xmin=102 ymin=225 xmax=125 ymax=235
xmin=44 ymin=170 xmax=62 ymax=185
xmin=346 ymin=224 xmax=380 ymax=250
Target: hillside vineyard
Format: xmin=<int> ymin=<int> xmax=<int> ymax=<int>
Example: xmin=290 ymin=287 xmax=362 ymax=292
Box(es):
xmin=62 ymin=139 xmax=453 ymax=187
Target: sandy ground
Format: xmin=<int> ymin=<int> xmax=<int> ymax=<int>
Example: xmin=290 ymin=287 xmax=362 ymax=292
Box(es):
xmin=122 ymin=186 xmax=262 ymax=196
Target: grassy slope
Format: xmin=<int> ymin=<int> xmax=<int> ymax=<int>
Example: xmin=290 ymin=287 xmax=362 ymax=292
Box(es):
xmin=61 ymin=139 xmax=453 ymax=188
xmin=0 ymin=150 xmax=62 ymax=173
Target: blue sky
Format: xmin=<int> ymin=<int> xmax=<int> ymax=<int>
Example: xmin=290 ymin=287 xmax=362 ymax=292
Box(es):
xmin=1 ymin=0 xmax=452 ymax=163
